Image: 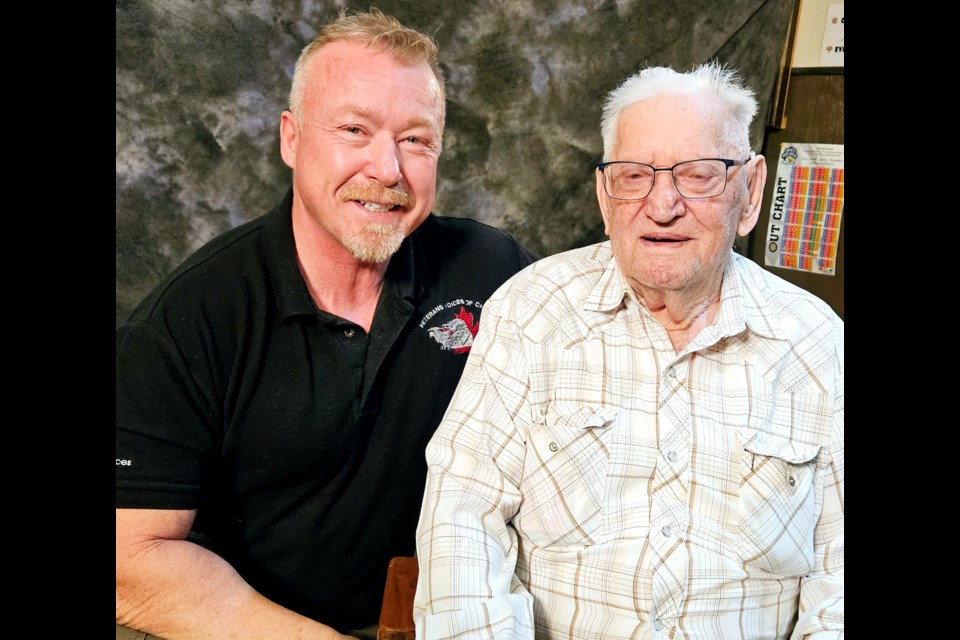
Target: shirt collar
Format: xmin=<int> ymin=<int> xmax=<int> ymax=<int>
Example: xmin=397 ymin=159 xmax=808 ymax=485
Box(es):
xmin=582 ymin=243 xmax=786 ymax=341
xmin=583 ymin=243 xmax=633 ymax=313
xmin=718 ymin=252 xmax=786 ymax=341
xmin=262 ymin=188 xmax=314 ymax=320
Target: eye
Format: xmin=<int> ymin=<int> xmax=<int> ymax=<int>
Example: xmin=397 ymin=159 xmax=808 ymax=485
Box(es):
xmin=343 ymin=126 xmax=364 ymax=135
xmin=400 ymin=135 xmax=439 ymax=154
xmin=622 ymin=166 xmax=652 ymax=182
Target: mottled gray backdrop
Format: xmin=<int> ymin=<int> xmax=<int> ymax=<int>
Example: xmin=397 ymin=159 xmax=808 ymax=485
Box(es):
xmin=116 ymin=0 xmax=796 ymax=326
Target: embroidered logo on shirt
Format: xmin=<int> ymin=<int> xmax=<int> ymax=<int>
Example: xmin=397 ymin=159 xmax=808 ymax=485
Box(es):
xmin=420 ymin=302 xmax=482 ymax=354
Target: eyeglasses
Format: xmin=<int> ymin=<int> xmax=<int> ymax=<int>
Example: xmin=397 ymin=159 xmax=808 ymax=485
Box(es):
xmin=597 ymin=157 xmax=750 ymax=200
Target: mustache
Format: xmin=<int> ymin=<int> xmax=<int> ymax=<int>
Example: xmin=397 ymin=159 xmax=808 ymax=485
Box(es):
xmin=337 ymin=182 xmax=415 ymax=208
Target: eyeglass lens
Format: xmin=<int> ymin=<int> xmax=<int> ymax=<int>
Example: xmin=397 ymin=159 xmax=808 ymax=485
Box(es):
xmin=604 ymin=160 xmax=730 ymax=199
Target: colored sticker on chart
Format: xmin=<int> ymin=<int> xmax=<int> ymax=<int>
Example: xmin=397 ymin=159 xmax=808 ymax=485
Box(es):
xmin=764 ymin=143 xmax=844 ymax=275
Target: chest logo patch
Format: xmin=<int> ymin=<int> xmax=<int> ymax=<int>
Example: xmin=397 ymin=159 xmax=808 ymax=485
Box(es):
xmin=420 ymin=302 xmax=482 ymax=354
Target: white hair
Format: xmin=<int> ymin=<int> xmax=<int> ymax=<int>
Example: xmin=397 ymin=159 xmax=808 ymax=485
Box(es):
xmin=600 ymin=60 xmax=758 ymax=160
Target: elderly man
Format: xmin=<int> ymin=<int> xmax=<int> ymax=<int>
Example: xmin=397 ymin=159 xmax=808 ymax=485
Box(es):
xmin=414 ymin=62 xmax=843 ymax=640
xmin=116 ymin=9 xmax=536 ymax=640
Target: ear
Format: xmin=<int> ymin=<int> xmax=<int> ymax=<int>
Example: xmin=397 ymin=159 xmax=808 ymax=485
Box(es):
xmin=737 ymin=154 xmax=767 ymax=237
xmin=596 ymin=168 xmax=613 ymax=235
xmin=279 ymin=110 xmax=299 ymax=170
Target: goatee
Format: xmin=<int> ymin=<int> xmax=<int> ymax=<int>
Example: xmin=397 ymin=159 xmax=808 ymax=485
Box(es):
xmin=343 ymin=223 xmax=405 ymax=263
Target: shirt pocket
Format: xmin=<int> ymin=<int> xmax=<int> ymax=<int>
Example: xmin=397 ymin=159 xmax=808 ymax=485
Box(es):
xmin=518 ymin=403 xmax=617 ymax=548
xmin=734 ymin=427 xmax=824 ymax=577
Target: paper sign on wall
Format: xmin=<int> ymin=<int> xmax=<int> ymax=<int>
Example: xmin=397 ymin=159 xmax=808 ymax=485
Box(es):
xmin=819 ymin=3 xmax=844 ymax=66
xmin=764 ymin=143 xmax=844 ymax=275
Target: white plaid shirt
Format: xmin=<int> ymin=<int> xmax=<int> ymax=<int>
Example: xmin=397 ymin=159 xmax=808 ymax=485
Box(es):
xmin=414 ymin=243 xmax=843 ymax=640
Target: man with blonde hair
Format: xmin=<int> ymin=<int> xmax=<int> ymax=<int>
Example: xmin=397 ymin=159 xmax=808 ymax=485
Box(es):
xmin=116 ymin=10 xmax=536 ymax=639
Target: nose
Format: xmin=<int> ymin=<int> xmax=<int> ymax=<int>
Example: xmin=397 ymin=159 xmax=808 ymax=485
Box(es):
xmin=643 ymin=170 xmax=683 ymax=223
xmin=364 ymin=134 xmax=403 ymax=186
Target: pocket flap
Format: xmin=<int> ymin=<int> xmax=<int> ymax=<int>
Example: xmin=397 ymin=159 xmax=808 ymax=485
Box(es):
xmin=549 ymin=404 xmax=619 ymax=430
xmin=737 ymin=429 xmax=821 ymax=464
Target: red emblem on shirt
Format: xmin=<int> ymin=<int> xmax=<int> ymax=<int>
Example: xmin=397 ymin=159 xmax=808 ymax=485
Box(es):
xmin=427 ymin=306 xmax=479 ymax=354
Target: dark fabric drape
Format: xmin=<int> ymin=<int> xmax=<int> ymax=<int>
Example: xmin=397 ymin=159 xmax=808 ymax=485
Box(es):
xmin=116 ymin=0 xmax=797 ymax=326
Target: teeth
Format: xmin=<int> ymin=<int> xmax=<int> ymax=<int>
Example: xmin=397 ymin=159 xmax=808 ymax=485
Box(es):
xmin=361 ymin=201 xmax=394 ymax=212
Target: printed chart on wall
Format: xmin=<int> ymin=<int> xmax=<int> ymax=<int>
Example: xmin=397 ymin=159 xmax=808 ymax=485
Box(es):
xmin=764 ymin=143 xmax=844 ymax=275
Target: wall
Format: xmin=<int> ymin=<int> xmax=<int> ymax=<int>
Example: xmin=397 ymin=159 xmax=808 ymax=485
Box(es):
xmin=751 ymin=74 xmax=844 ymax=318
xmin=746 ymin=0 xmax=844 ymax=318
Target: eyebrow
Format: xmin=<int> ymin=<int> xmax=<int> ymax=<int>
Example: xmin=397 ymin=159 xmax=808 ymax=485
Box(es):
xmin=332 ymin=106 xmax=437 ymax=135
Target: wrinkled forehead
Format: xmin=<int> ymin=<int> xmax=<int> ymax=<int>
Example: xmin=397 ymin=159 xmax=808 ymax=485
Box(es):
xmin=614 ymin=93 xmax=733 ymax=158
xmin=307 ymin=41 xmax=444 ymax=118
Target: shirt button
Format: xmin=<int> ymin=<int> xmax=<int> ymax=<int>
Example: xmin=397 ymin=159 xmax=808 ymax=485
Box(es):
xmin=788 ymin=475 xmax=796 ymax=487
xmin=344 ymin=328 xmax=356 ymax=338
xmin=549 ymin=442 xmax=559 ymax=452
xmin=661 ymin=525 xmax=671 ymax=537
xmin=654 ymin=619 xmax=663 ymax=631
xmin=667 ymin=367 xmax=676 ymax=378
xmin=667 ymin=451 xmax=678 ymax=462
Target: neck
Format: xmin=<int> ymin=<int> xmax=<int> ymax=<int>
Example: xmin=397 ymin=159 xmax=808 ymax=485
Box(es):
xmin=305 ymin=264 xmax=387 ymax=332
xmin=292 ymin=211 xmax=389 ymax=332
xmin=634 ymin=282 xmax=723 ymax=353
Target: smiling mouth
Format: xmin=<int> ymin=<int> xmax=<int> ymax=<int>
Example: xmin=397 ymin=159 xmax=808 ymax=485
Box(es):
xmin=359 ymin=201 xmax=400 ymax=212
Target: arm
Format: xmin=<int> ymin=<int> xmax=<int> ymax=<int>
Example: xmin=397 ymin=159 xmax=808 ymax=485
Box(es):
xmin=413 ymin=309 xmax=536 ymax=640
xmin=791 ymin=326 xmax=844 ymax=640
xmin=117 ymin=320 xmax=351 ymax=639
xmin=116 ymin=508 xmax=353 ymax=640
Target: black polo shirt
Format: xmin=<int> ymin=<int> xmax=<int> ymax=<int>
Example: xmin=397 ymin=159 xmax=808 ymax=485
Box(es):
xmin=116 ymin=189 xmax=537 ymax=631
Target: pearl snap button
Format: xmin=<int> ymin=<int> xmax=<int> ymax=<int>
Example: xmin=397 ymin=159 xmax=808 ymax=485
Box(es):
xmin=344 ymin=328 xmax=356 ymax=338
xmin=549 ymin=442 xmax=559 ymax=452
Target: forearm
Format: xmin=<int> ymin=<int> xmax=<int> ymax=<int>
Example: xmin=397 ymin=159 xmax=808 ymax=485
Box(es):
xmin=415 ymin=516 xmax=533 ymax=640
xmin=116 ymin=537 xmax=350 ymax=640
xmin=414 ymin=415 xmax=533 ymax=637
xmin=416 ymin=586 xmax=534 ymax=640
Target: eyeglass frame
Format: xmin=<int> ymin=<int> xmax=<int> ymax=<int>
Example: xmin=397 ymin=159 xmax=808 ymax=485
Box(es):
xmin=596 ymin=156 xmax=752 ymax=200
